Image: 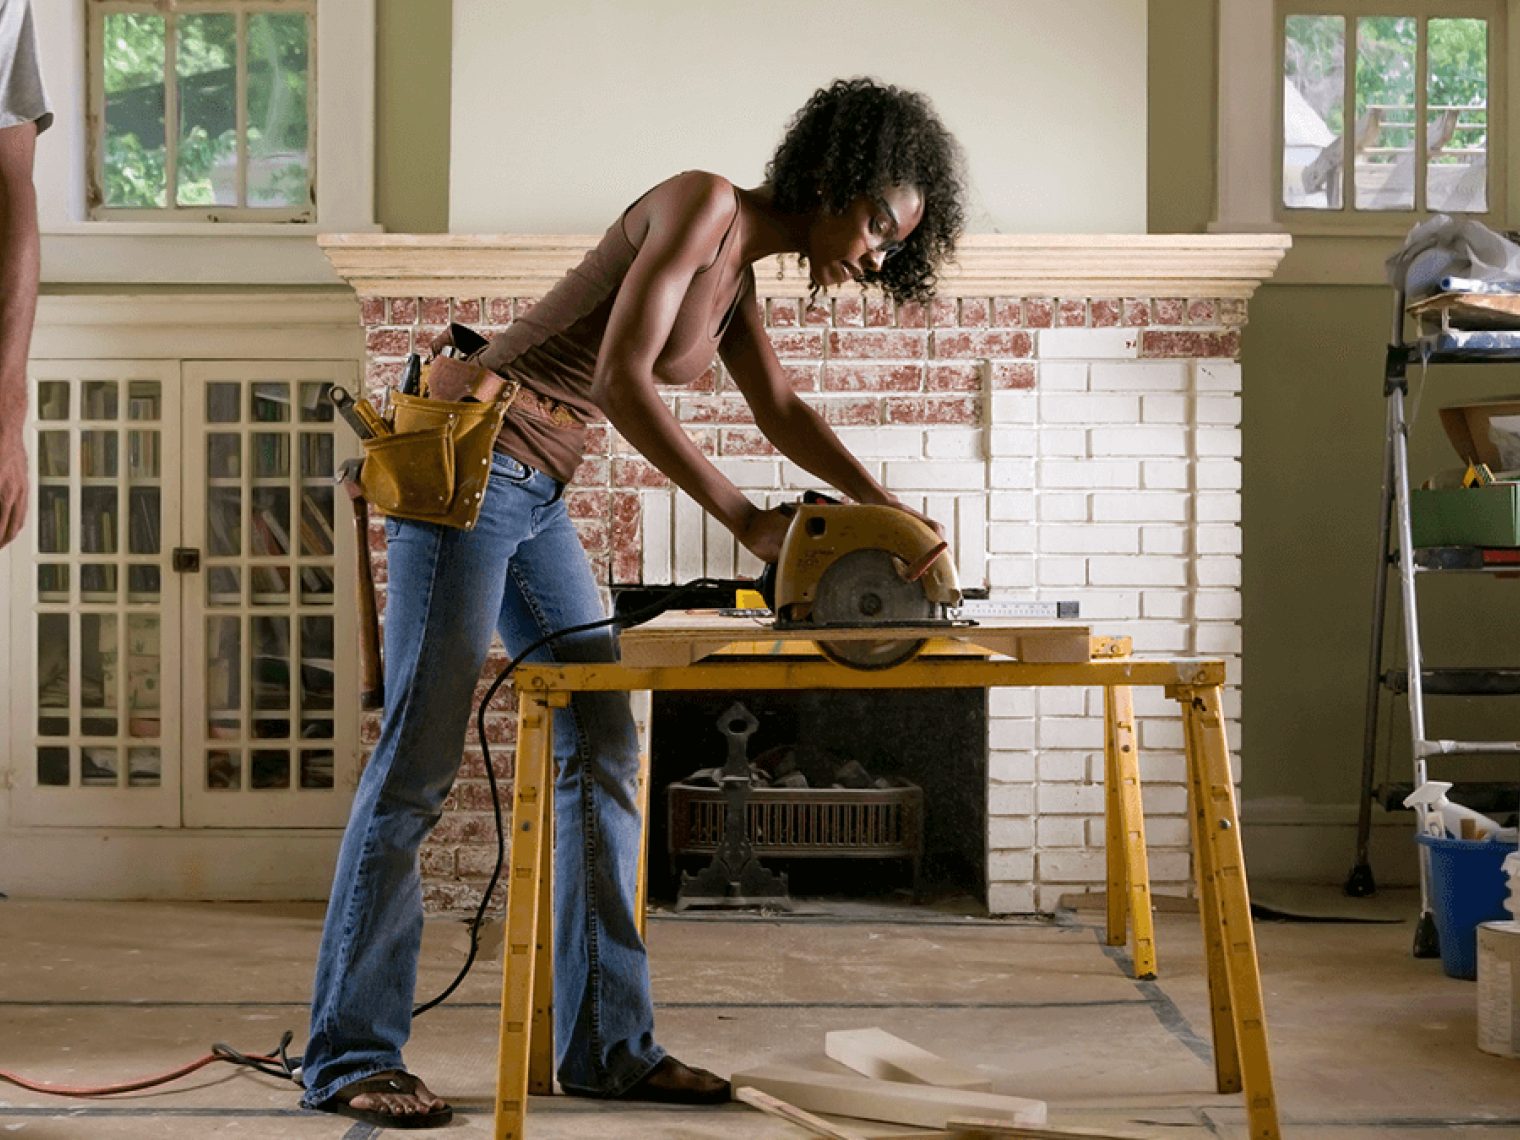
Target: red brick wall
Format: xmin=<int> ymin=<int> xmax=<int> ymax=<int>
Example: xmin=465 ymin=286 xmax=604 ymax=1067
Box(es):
xmin=356 ymin=290 xmax=1245 ymax=912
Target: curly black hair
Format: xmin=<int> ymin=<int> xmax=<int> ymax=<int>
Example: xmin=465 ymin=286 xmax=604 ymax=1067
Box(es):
xmin=766 ymin=77 xmax=966 ymax=305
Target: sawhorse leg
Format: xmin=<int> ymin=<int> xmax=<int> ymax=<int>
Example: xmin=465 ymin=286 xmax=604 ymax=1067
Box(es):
xmin=1103 ymin=685 xmax=1157 ymax=979
xmin=1176 ymin=683 xmax=1279 ymax=1140
xmin=494 ymin=691 xmax=565 ymax=1140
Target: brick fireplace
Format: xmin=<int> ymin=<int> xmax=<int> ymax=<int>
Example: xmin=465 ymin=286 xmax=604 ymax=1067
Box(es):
xmin=321 ymin=233 xmax=1289 ymax=915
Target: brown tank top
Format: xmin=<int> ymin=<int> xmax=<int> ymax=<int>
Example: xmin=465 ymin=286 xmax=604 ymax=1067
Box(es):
xmin=475 ymin=176 xmax=750 ymax=483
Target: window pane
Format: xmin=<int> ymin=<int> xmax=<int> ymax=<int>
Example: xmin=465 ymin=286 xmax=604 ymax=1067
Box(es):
xmin=176 ymin=12 xmax=238 ymax=207
xmin=102 ymin=13 xmax=167 ymax=208
xmin=1284 ymin=15 xmax=1345 ymax=209
xmin=246 ymin=13 xmax=311 ymax=209
xmin=1428 ymin=18 xmax=1488 ymax=213
xmin=1354 ymin=17 xmax=1416 ymax=210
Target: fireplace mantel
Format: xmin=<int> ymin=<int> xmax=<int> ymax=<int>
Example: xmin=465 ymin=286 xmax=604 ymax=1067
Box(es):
xmin=319 ymin=232 xmax=1290 ymax=299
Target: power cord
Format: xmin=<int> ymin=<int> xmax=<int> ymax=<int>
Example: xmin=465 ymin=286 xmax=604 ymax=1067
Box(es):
xmin=0 ymin=576 xmax=757 ymax=1098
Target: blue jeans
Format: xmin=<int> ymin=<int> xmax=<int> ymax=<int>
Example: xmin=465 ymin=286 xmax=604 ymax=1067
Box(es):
xmin=301 ymin=452 xmax=665 ymax=1106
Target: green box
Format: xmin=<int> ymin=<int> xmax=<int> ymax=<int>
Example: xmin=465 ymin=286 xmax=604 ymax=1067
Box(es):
xmin=1410 ymin=484 xmax=1520 ymax=548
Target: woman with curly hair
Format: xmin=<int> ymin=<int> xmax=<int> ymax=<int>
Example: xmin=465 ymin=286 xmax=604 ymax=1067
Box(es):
xmin=302 ymin=76 xmax=966 ymax=1129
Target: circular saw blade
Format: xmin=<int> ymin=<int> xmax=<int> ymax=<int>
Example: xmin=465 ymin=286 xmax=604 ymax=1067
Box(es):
xmin=810 ymin=547 xmax=934 ymax=670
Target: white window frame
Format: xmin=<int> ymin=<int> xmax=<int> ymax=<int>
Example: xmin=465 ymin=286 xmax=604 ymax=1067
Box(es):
xmin=86 ymin=0 xmax=318 ymax=223
xmin=32 ymin=0 xmax=376 ymax=285
xmin=1275 ymin=0 xmax=1507 ymax=234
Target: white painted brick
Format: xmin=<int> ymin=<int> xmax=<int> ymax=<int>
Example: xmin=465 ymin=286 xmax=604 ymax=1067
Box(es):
xmin=990 ymin=392 xmax=1037 ymax=423
xmin=987 ymin=523 xmax=1037 ymax=555
xmin=1196 ymin=493 xmax=1241 ymax=522
xmin=1142 ymin=526 xmax=1190 ymax=555
xmin=1140 ymin=719 xmax=1187 ymax=751
xmin=1039 ymin=718 xmax=1105 ymax=749
xmin=835 ymin=426 xmax=924 ymax=458
xmin=1093 ymin=491 xmax=1189 ymax=522
xmin=1037 ymin=751 xmax=1090 ymax=781
xmin=1196 ymin=459 xmax=1241 ymax=490
xmin=1197 ymin=524 xmax=1242 ymax=554
xmin=989 ymin=490 xmax=1035 ymax=520
xmin=989 ymin=819 xmax=1035 ymax=850
xmin=1142 ymin=590 xmax=1189 ymax=619
xmin=987 ymin=850 xmax=1034 ymax=881
xmin=1197 ymin=556 xmax=1241 ymax=587
xmin=1039 ymin=427 xmax=1088 ymax=456
xmin=989 ymin=688 xmax=1037 ymax=717
xmin=1145 ymin=817 xmax=1192 ymax=847
xmin=1091 ymin=360 xmax=1190 ymax=391
xmin=989 ymin=427 xmax=1037 ymax=457
xmin=705 ymin=512 xmax=735 ymax=578
xmin=1195 ymin=590 xmax=1242 ymax=620
xmin=1072 ymin=591 xmax=1139 ymax=620
xmin=990 ymin=458 xmax=1035 ymax=489
xmin=711 ymin=459 xmax=782 ymax=487
xmin=1038 ymin=492 xmax=1089 ymax=521
xmin=925 ymin=428 xmax=986 ymax=460
xmin=1039 ymin=362 xmax=1089 ymax=390
xmin=988 ymin=719 xmax=1036 ymax=750
xmin=1132 ymin=688 xmax=1175 ymax=718
xmin=988 ymin=754 xmax=1036 ymax=786
xmin=1038 ymin=393 xmax=1140 ymax=424
xmin=1142 ymin=394 xmax=1189 ymax=423
xmin=1196 ymin=427 xmax=1241 ymax=457
xmin=986 ymin=883 xmax=1036 ymax=914
xmin=1037 ymin=816 xmax=1087 ymax=846
xmin=1195 ymin=360 xmax=1242 ymax=392
xmin=1033 ymin=884 xmax=1075 ymax=911
xmin=1139 ymin=751 xmax=1187 ymax=784
xmin=1142 ymin=785 xmax=1190 ymax=814
xmin=882 ymin=460 xmax=985 ymax=490
xmin=1039 ymin=458 xmax=1140 ymax=489
xmin=1038 ymin=688 xmax=1087 ymax=716
xmin=1197 ymin=395 xmax=1241 ymax=424
xmin=1129 ymin=622 xmax=1191 ymax=653
xmin=1037 ymin=327 xmax=1141 ymax=359
xmin=1197 ymin=623 xmax=1243 ymax=654
xmin=954 ymin=494 xmax=988 ymax=588
xmin=1090 ymin=425 xmax=1189 ymax=458
xmin=1038 ymin=850 xmax=1106 ymax=882
xmin=1038 ymin=783 xmax=1106 ymax=814
xmin=987 ymin=556 xmax=1035 ymax=590
xmin=673 ymin=492 xmax=706 ymax=581
xmin=1089 ymin=556 xmax=1188 ymax=587
xmin=1038 ymin=524 xmax=1139 ymax=555
xmin=1142 ymin=459 xmax=1190 ymax=489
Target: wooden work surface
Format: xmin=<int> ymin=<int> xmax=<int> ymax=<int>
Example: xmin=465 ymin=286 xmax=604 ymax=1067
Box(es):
xmin=1407 ymin=290 xmax=1520 ymax=331
xmin=616 ymin=610 xmax=1094 ymax=668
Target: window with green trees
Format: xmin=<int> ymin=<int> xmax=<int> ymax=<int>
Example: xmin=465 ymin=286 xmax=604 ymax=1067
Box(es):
xmin=88 ymin=1 xmax=315 ymax=220
xmin=1282 ymin=4 xmax=1495 ymax=216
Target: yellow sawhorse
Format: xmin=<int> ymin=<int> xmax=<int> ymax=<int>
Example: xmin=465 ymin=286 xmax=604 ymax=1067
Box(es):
xmin=491 ymin=653 xmax=1277 ymax=1140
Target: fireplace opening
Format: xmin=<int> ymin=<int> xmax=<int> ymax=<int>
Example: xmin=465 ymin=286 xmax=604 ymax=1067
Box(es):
xmin=645 ymin=688 xmax=987 ymax=907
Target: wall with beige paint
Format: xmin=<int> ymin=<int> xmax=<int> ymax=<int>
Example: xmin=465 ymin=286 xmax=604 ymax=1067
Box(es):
xmin=446 ymin=0 xmax=1148 ymax=235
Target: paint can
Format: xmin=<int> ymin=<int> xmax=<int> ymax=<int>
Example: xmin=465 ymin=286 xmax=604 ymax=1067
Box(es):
xmin=1477 ymin=920 xmax=1520 ymax=1057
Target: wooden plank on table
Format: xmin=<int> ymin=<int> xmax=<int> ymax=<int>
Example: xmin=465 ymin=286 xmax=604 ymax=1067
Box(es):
xmin=824 ymin=1027 xmax=992 ymax=1091
xmin=618 ymin=612 xmax=1092 ymax=668
xmin=1406 ymin=291 xmax=1520 ymax=331
xmin=731 ymin=1065 xmax=1046 ymax=1130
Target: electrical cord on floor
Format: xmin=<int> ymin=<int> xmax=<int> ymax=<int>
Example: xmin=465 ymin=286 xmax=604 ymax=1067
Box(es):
xmin=0 ymin=577 xmax=760 ymax=1099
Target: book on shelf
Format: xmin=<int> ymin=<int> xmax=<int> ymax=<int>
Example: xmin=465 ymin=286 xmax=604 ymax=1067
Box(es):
xmin=129 ymin=488 xmax=160 ymax=555
xmin=298 ymin=493 xmax=334 ymax=557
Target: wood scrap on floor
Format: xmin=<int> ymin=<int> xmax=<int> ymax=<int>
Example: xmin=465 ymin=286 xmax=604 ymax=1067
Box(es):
xmin=825 ymin=1027 xmax=993 ymax=1091
xmin=944 ymin=1117 xmax=1154 ymax=1139
xmin=734 ymin=1086 xmax=872 ymax=1140
xmin=731 ymin=1064 xmax=1047 ymax=1130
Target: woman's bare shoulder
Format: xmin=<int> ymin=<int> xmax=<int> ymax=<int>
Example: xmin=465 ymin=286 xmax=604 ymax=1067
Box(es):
xmin=623 ymin=170 xmax=738 ymax=252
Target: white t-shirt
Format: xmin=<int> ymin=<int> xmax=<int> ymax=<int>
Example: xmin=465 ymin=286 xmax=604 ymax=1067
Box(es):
xmin=0 ymin=0 xmax=51 ymax=135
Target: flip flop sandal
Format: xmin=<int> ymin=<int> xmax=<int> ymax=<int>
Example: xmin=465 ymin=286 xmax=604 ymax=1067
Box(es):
xmin=319 ymin=1070 xmax=453 ymax=1130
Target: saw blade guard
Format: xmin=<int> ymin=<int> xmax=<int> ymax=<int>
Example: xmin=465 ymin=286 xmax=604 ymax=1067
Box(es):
xmin=772 ymin=502 xmax=962 ymax=625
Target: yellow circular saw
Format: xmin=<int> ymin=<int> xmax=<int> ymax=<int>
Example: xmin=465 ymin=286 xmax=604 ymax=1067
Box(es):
xmin=769 ymin=499 xmax=964 ymax=670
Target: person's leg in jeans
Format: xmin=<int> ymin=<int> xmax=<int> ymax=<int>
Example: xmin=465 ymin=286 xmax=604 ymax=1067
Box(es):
xmin=492 ymin=489 xmax=666 ymax=1094
xmin=301 ymin=455 xmax=545 ymax=1110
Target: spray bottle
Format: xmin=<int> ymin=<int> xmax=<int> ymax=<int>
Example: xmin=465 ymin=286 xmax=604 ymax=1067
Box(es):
xmin=1403 ymin=780 xmax=1513 ymax=840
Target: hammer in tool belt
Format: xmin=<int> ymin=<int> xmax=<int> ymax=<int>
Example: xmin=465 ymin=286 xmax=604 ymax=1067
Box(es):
xmin=336 ymin=454 xmax=384 ymax=711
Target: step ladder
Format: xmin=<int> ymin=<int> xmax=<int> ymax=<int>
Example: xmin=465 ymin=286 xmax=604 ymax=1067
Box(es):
xmin=1348 ymin=284 xmax=1520 ymax=958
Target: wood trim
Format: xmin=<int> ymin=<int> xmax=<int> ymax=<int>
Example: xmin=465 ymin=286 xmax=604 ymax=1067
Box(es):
xmin=317 ymin=233 xmax=1293 ymax=300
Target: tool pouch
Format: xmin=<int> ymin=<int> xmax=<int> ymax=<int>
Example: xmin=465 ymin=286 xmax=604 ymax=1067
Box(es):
xmin=359 ymin=354 xmax=514 ymax=531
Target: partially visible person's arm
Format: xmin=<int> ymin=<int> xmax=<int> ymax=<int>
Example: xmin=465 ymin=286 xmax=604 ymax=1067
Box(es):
xmin=0 ymin=119 xmax=40 ymax=549
xmin=593 ymin=173 xmax=792 ymax=562
xmin=719 ymin=283 xmax=942 ymax=535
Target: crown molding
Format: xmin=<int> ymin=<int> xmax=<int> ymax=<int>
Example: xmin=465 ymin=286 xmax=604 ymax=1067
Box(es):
xmin=318 ymin=233 xmax=1293 ymax=299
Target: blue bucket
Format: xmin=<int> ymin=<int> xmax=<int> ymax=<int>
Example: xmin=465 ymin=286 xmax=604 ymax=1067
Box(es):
xmin=1416 ymin=833 xmax=1516 ymax=980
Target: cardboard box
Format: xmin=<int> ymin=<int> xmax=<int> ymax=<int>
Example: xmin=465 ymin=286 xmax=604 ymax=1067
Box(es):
xmin=1410 ymin=399 xmax=1520 ymax=548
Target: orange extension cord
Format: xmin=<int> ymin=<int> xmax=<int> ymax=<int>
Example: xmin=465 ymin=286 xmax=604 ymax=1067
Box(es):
xmin=0 ymin=1032 xmax=298 ymax=1097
